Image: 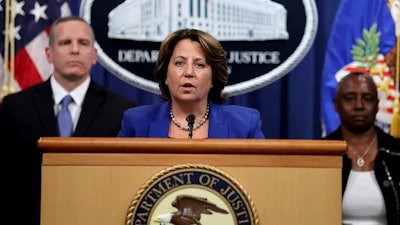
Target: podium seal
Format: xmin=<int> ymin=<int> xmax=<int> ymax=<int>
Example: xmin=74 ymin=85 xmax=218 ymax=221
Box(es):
xmin=125 ymin=164 xmax=258 ymax=225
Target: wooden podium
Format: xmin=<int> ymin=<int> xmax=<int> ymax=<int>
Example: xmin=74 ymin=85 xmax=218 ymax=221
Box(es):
xmin=39 ymin=137 xmax=346 ymax=225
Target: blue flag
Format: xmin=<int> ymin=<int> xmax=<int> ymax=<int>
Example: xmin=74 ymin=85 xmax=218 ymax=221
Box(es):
xmin=320 ymin=0 xmax=397 ymax=136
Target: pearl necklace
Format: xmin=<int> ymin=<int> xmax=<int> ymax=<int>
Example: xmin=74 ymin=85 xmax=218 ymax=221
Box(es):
xmin=347 ymin=135 xmax=377 ymax=167
xmin=170 ymin=104 xmax=209 ymax=131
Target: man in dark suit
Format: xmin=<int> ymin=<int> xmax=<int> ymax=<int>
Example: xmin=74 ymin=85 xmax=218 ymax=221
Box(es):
xmin=0 ymin=16 xmax=135 ymax=225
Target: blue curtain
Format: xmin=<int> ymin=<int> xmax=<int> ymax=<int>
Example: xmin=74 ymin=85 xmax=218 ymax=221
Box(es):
xmin=68 ymin=0 xmax=341 ymax=139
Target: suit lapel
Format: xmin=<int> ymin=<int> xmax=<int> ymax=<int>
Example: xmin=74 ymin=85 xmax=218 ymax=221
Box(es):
xmin=148 ymin=101 xmax=172 ymax=137
xmin=74 ymin=81 xmax=104 ymax=136
xmin=32 ymin=80 xmax=59 ymax=136
xmin=207 ymin=102 xmax=228 ymax=138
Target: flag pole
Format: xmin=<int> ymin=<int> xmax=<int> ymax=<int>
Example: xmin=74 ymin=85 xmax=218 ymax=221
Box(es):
xmin=9 ymin=0 xmax=15 ymax=95
xmin=390 ymin=12 xmax=400 ymax=138
xmin=2 ymin=0 xmax=10 ymax=99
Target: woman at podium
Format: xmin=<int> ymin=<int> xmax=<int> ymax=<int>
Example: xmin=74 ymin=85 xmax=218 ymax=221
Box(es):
xmin=117 ymin=29 xmax=265 ymax=139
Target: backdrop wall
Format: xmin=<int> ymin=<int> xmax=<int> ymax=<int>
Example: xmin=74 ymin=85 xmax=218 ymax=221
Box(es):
xmin=67 ymin=0 xmax=341 ymax=139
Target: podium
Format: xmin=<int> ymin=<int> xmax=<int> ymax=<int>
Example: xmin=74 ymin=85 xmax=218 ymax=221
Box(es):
xmin=39 ymin=137 xmax=346 ymax=225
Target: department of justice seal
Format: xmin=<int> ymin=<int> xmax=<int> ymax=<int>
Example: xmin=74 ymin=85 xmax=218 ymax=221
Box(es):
xmin=125 ymin=164 xmax=258 ymax=225
xmin=80 ymin=0 xmax=318 ymax=96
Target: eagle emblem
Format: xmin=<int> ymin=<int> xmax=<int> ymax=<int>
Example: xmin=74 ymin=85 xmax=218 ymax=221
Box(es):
xmin=153 ymin=194 xmax=229 ymax=225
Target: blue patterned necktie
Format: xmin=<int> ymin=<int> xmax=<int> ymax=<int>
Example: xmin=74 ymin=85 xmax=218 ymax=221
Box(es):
xmin=57 ymin=95 xmax=73 ymax=137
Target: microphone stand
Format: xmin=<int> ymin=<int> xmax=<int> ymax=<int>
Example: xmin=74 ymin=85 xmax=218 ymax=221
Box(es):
xmin=186 ymin=114 xmax=195 ymax=139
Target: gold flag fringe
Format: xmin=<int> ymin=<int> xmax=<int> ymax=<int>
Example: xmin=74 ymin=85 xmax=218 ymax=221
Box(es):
xmin=1 ymin=0 xmax=16 ymax=100
xmin=390 ymin=13 xmax=400 ymax=138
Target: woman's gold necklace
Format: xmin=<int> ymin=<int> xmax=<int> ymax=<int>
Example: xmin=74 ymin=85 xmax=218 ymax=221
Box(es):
xmin=347 ymin=135 xmax=377 ymax=167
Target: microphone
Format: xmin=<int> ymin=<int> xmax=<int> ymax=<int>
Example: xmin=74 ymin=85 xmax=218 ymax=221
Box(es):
xmin=186 ymin=114 xmax=195 ymax=139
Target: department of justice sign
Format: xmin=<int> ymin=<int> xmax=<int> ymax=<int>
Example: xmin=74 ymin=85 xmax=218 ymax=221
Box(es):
xmin=80 ymin=0 xmax=317 ymax=96
xmin=125 ymin=164 xmax=258 ymax=225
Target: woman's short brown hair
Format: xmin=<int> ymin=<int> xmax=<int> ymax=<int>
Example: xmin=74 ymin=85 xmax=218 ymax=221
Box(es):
xmin=154 ymin=29 xmax=228 ymax=104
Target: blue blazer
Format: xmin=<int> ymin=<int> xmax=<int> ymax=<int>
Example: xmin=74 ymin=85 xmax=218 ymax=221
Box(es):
xmin=118 ymin=101 xmax=265 ymax=139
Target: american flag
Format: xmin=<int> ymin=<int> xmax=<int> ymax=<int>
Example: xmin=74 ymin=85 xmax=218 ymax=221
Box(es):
xmin=0 ymin=0 xmax=71 ymax=101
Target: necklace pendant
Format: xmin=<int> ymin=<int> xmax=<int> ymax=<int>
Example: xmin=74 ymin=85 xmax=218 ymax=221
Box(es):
xmin=357 ymin=157 xmax=364 ymax=167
